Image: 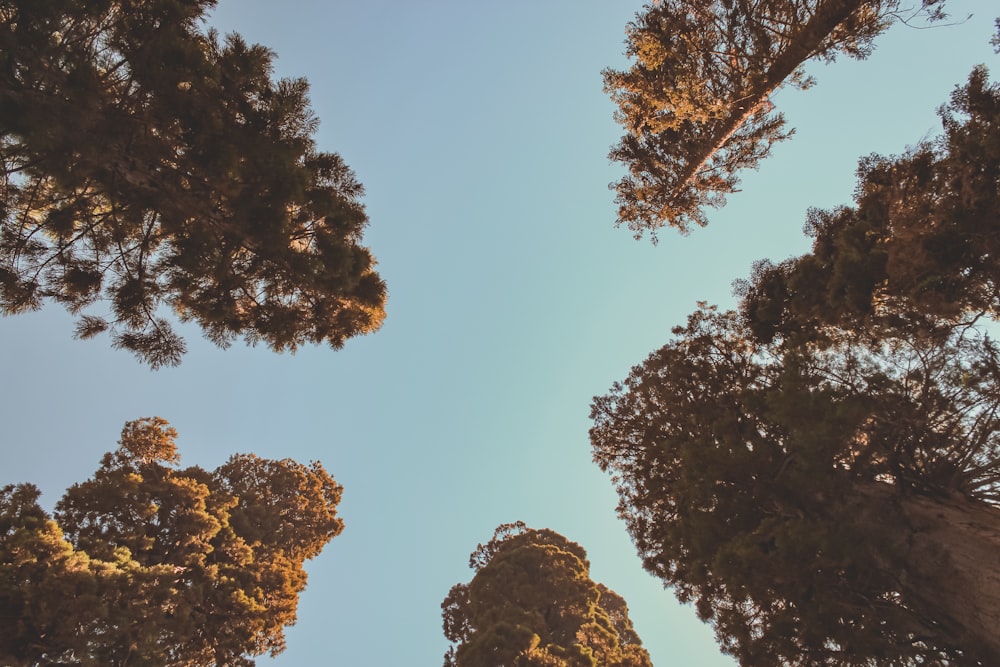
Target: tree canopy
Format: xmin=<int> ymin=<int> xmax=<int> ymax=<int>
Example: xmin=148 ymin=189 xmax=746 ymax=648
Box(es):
xmin=0 ymin=0 xmax=386 ymax=367
xmin=590 ymin=303 xmax=1000 ymax=665
xmin=738 ymin=66 xmax=1000 ymax=345
xmin=592 ymin=61 xmax=1000 ymax=665
xmin=0 ymin=417 xmax=343 ymax=666
xmin=441 ymin=522 xmax=653 ymax=667
xmin=605 ymin=0 xmax=945 ymax=238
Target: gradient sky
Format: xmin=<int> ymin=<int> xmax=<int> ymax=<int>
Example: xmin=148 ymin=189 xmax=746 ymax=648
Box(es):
xmin=2 ymin=2 xmax=997 ymax=665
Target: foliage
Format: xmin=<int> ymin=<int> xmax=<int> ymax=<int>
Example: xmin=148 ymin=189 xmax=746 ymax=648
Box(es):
xmin=0 ymin=0 xmax=386 ymax=367
xmin=0 ymin=417 xmax=343 ymax=666
xmin=605 ymin=0 xmax=945 ymax=238
xmin=441 ymin=522 xmax=653 ymax=667
xmin=738 ymin=66 xmax=1000 ymax=344
xmin=590 ymin=305 xmax=1000 ymax=665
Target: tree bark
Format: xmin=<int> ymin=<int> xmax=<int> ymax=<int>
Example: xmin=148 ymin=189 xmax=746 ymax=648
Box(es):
xmin=896 ymin=491 xmax=1000 ymax=663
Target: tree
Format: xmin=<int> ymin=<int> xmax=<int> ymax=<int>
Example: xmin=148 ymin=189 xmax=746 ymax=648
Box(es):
xmin=590 ymin=305 xmax=1000 ymax=665
xmin=739 ymin=66 xmax=1000 ymax=345
xmin=0 ymin=417 xmax=343 ymax=666
xmin=0 ymin=0 xmax=386 ymax=368
xmin=441 ymin=522 xmax=653 ymax=667
xmin=604 ymin=0 xmax=944 ymax=238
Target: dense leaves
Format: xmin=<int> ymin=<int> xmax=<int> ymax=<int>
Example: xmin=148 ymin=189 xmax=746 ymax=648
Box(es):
xmin=591 ymin=305 xmax=1000 ymax=664
xmin=441 ymin=522 xmax=653 ymax=667
xmin=739 ymin=66 xmax=1000 ymax=344
xmin=0 ymin=0 xmax=386 ymax=367
xmin=605 ymin=0 xmax=944 ymax=238
xmin=0 ymin=417 xmax=343 ymax=666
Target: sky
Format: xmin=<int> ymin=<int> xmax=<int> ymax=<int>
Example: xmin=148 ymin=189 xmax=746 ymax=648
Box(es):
xmin=1 ymin=2 xmax=997 ymax=665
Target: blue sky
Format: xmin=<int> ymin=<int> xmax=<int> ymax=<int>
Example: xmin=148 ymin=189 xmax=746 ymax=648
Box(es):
xmin=1 ymin=2 xmax=997 ymax=665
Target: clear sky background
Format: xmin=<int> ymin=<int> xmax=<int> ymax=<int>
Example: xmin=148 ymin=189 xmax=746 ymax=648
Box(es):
xmin=1 ymin=2 xmax=997 ymax=665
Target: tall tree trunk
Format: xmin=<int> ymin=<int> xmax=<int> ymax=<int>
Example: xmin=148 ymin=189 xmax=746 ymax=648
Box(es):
xmin=897 ymin=492 xmax=1000 ymax=663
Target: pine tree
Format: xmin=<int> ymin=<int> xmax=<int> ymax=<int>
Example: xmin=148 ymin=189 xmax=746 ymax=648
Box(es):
xmin=0 ymin=0 xmax=386 ymax=367
xmin=605 ymin=0 xmax=944 ymax=238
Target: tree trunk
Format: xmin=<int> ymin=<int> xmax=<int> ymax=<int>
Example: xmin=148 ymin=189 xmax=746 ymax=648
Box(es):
xmin=897 ymin=492 xmax=1000 ymax=663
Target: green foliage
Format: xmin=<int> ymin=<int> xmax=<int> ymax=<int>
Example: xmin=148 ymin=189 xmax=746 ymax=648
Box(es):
xmin=0 ymin=417 xmax=343 ymax=666
xmin=605 ymin=0 xmax=944 ymax=238
xmin=739 ymin=66 xmax=1000 ymax=344
xmin=0 ymin=0 xmax=386 ymax=367
xmin=442 ymin=522 xmax=653 ymax=667
xmin=590 ymin=305 xmax=1000 ymax=665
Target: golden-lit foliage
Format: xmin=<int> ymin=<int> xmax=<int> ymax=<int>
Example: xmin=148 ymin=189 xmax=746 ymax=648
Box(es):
xmin=0 ymin=0 xmax=385 ymax=367
xmin=0 ymin=418 xmax=343 ymax=666
xmin=605 ymin=0 xmax=944 ymax=237
xmin=442 ymin=522 xmax=653 ymax=667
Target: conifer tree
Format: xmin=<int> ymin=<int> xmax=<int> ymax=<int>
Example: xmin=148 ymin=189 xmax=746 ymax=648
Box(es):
xmin=591 ymin=306 xmax=1000 ymax=665
xmin=0 ymin=0 xmax=385 ymax=367
xmin=739 ymin=66 xmax=1000 ymax=345
xmin=0 ymin=417 xmax=343 ymax=666
xmin=605 ymin=0 xmax=944 ymax=238
xmin=442 ymin=522 xmax=653 ymax=667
